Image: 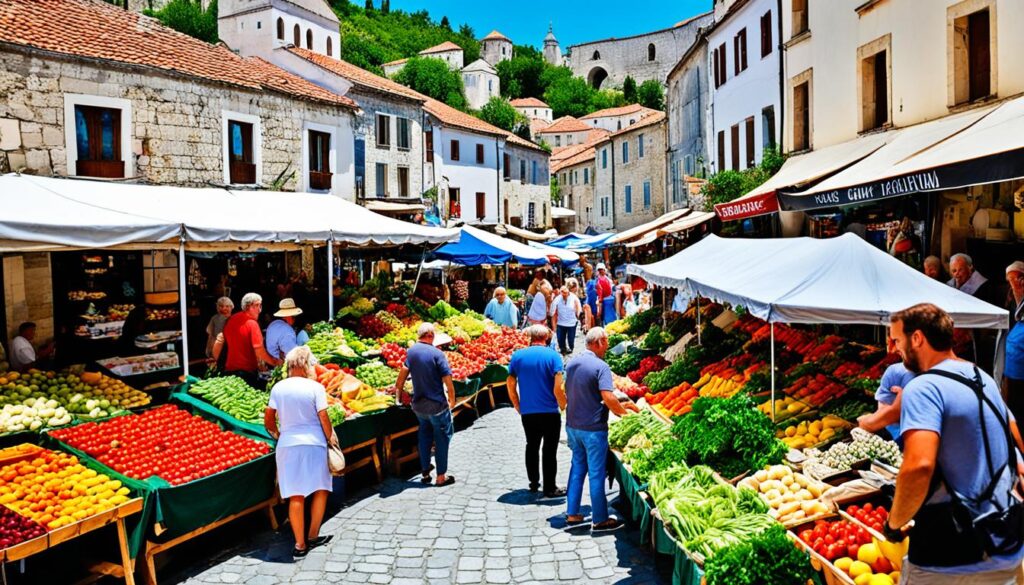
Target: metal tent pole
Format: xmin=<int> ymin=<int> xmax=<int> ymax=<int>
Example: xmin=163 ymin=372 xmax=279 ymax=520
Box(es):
xmin=178 ymin=240 xmax=190 ymax=378
xmin=770 ymin=322 xmax=776 ymax=423
xmin=696 ymin=294 xmax=702 ymax=345
xmin=413 ymin=249 xmax=427 ymax=295
xmin=327 ymin=239 xmax=334 ymax=320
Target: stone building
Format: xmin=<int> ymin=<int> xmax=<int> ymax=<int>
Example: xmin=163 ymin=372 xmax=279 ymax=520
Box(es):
xmin=218 ymin=0 xmax=341 ymax=60
xmin=480 ymin=30 xmax=514 ymax=66
xmin=510 ymin=98 xmax=553 ymax=124
xmin=383 ymin=41 xmax=464 ymax=77
xmin=535 ymin=116 xmax=593 ymax=149
xmin=462 ymin=59 xmax=500 ymax=111
xmin=543 ymin=24 xmax=564 ymax=66
xmin=567 ymin=12 xmax=712 ymax=89
xmin=552 ymin=144 xmax=597 ymax=232
xmin=580 ymin=104 xmax=658 ymax=132
xmin=593 ymin=112 xmax=668 ymax=231
xmin=666 ymin=29 xmax=711 ymax=209
xmin=503 ymin=139 xmax=553 ymax=229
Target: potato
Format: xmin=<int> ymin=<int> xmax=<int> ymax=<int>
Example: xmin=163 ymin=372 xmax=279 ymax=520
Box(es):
xmin=796 ymin=489 xmax=813 ymax=501
xmin=765 ymin=489 xmax=782 ymax=502
xmin=754 ymin=469 xmax=769 ymax=483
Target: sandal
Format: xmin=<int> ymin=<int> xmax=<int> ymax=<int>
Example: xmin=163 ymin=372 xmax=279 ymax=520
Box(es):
xmin=292 ymin=546 xmax=309 ymax=558
xmin=308 ymin=535 xmax=333 ymax=549
xmin=435 ymin=475 xmax=456 ymax=487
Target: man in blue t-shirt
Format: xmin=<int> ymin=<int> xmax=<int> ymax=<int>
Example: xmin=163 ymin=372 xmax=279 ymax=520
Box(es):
xmin=395 ymin=323 xmax=456 ymax=487
xmin=857 ymin=351 xmax=915 ymax=443
xmin=885 ymin=303 xmax=1024 ymax=582
xmin=507 ymin=325 xmax=566 ymax=498
xmin=563 ymin=327 xmax=638 ymax=532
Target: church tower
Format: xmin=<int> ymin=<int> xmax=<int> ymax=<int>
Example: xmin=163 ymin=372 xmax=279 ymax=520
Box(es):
xmin=543 ymin=23 xmax=562 ymax=66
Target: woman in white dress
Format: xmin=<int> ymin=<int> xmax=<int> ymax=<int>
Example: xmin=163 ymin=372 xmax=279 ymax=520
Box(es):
xmin=264 ymin=345 xmax=337 ymax=557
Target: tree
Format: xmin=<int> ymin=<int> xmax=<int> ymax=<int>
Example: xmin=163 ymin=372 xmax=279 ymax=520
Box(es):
xmin=544 ymin=75 xmax=595 ymax=119
xmin=699 ymin=146 xmax=786 ymax=211
xmin=623 ymin=76 xmax=638 ymax=103
xmin=496 ymin=54 xmax=549 ymax=99
xmin=458 ymin=24 xmax=475 ymax=39
xmin=364 ymin=0 xmax=373 ymax=10
xmin=440 ymin=16 xmax=451 ymax=30
xmin=393 ymin=57 xmax=467 ymax=110
xmin=637 ymin=79 xmax=665 ymax=111
xmin=144 ymin=0 xmax=218 ymax=44
xmin=380 ymin=0 xmax=389 ymax=14
xmin=477 ymin=97 xmax=528 ymax=134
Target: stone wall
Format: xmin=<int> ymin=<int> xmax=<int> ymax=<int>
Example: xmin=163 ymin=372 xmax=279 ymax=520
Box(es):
xmin=503 ymin=144 xmax=552 ymax=228
xmin=667 ymin=41 xmax=710 ymax=209
xmin=0 ymin=47 xmax=354 ymax=195
xmin=3 ymin=254 xmax=53 ymax=348
xmin=612 ymin=120 xmax=667 ymax=230
xmin=557 ymin=158 xmax=596 ymax=232
xmin=351 ymin=88 xmax=424 ymax=199
xmin=592 ymin=143 xmax=615 ymax=231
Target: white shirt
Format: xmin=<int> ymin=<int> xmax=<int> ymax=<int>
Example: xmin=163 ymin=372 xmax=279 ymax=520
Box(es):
xmin=268 ymin=376 xmax=328 ymax=448
xmin=9 ymin=336 xmax=34 ymax=370
xmin=550 ymin=295 xmax=581 ymax=327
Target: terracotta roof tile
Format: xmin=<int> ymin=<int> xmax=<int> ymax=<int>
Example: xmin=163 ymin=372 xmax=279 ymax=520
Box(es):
xmin=0 ymin=0 xmax=355 ymax=109
xmin=510 ymin=97 xmax=549 ymax=108
xmin=597 ymin=111 xmax=666 ymax=142
xmin=289 ymin=48 xmax=424 ymax=102
xmin=529 ymin=117 xmax=552 ymax=136
xmin=536 ymin=116 xmax=591 ymax=134
xmin=552 ymin=146 xmax=596 ymax=173
xmin=549 ymin=130 xmax=609 ymax=165
xmin=482 ymin=30 xmax=512 ymax=42
xmin=580 ymin=103 xmax=656 ymax=120
xmin=420 ymin=41 xmax=463 ymax=55
xmin=383 ymin=57 xmax=409 ymax=67
xmin=422 ymin=98 xmax=547 ymax=153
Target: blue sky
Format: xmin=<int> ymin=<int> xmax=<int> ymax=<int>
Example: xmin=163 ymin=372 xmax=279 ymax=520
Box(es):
xmin=388 ymin=0 xmax=713 ymax=49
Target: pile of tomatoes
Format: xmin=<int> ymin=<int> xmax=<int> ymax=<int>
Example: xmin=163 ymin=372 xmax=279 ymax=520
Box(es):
xmin=356 ymin=314 xmax=393 ymax=339
xmin=444 ymin=351 xmax=486 ymax=381
xmin=381 ymin=343 xmax=408 ymax=369
xmin=845 ymin=502 xmax=888 ymax=533
xmin=50 ymin=405 xmax=271 ymax=486
xmin=797 ymin=518 xmax=873 ymax=561
xmin=627 ymin=356 xmax=669 ymax=384
xmin=457 ymin=329 xmax=528 ymax=365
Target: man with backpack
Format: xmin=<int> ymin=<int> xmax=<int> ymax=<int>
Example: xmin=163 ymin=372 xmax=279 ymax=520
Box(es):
xmin=884 ymin=303 xmax=1024 ymax=584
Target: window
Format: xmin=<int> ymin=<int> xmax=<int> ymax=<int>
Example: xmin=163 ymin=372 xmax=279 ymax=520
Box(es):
xmin=73 ymin=105 xmax=123 ymax=178
xmin=306 ymin=29 xmax=313 ymax=50
xmin=648 ymin=43 xmax=656 ymax=62
xmin=717 ymin=130 xmax=726 ymax=171
xmin=625 ymin=185 xmax=632 ymax=213
xmin=293 ymin=24 xmax=300 ymax=47
xmin=425 ymin=130 xmax=434 ymax=163
xmin=760 ymin=11 xmax=772 ymax=58
xmin=527 ymin=202 xmax=536 ymax=227
xmin=375 ymin=114 xmax=390 ymax=147
xmin=744 ymin=116 xmax=755 ymax=168
xmin=476 ymin=192 xmax=486 ymax=220
xmin=276 ymin=17 xmax=284 ymax=40
xmin=503 ymin=153 xmax=511 ymax=179
xmin=602 ymin=148 xmax=608 ymax=169
xmin=672 ymin=161 xmax=680 ymax=203
xmin=792 ymin=0 xmax=808 ymax=36
xmin=520 ymin=159 xmax=526 ymax=181
xmin=643 ymin=181 xmax=651 ymax=209
xmin=734 ymin=29 xmax=748 ymax=75
xmin=793 ymin=80 xmax=810 ymax=151
xmin=488 ymin=79 xmax=493 ymax=93
xmin=592 ymin=50 xmax=601 ymax=60
xmin=308 ymin=129 xmax=331 ymax=190
xmin=861 ymin=48 xmax=889 ymax=131
xmin=327 ymin=37 xmax=333 ymax=57
xmin=568 ymin=135 xmax=575 ymax=145
xmin=228 ymin=119 xmax=255 ymax=184
xmin=398 ymin=166 xmax=410 ymax=197
xmin=714 ymin=43 xmax=728 ymax=88
xmin=951 ymin=7 xmax=992 ymax=105
xmin=762 ymin=105 xmax=776 ymax=149
xmin=451 ymin=140 xmax=460 ymax=161
xmin=555 ymin=135 xmax=561 ymax=147
xmin=617 ymin=121 xmax=622 ymax=130
xmin=638 ymin=134 xmax=645 ymax=158
xmin=532 ymin=160 xmax=538 ymax=184
xmin=449 ymin=188 xmax=461 ymax=218
xmin=622 ymin=141 xmax=629 ymax=164
xmin=583 ymin=167 xmax=589 ymax=184
xmin=684 ymin=154 xmax=694 ymax=176
xmin=504 ymin=200 xmax=509 ymax=223
xmin=375 ymin=163 xmax=388 ymax=197
xmin=396 ymin=117 xmax=411 ymax=150
xmin=730 ymin=124 xmax=740 ymax=170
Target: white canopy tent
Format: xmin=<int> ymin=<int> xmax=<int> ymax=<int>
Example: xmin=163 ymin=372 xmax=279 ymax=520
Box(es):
xmin=528 ymin=241 xmax=580 ymax=264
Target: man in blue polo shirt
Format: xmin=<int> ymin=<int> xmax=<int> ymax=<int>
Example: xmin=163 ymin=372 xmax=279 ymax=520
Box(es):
xmin=395 ymin=323 xmax=457 ymax=487
xmin=507 ymin=325 xmax=566 ymax=498
xmin=563 ymin=326 xmax=638 ymax=532
xmin=858 ymin=344 xmax=915 ymax=444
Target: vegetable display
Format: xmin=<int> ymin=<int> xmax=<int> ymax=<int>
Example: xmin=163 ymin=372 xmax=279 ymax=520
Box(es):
xmin=670 ymin=396 xmax=787 ymax=478
xmin=797 ymin=518 xmax=875 ymax=562
xmin=0 ymin=370 xmax=148 ymax=434
xmin=608 ymin=410 xmax=670 ymax=450
xmin=777 ymin=414 xmax=852 ymax=450
xmin=803 ymin=428 xmax=902 ymax=479
xmin=737 ymin=465 xmax=830 ymax=525
xmin=354 ymin=361 xmax=399 ymax=389
xmin=188 ymin=376 xmax=268 ymax=424
xmin=704 ymin=525 xmax=815 ymax=585
xmin=645 ymin=382 xmax=698 ymax=417
xmin=50 ymin=404 xmax=271 ymax=485
xmin=643 ymin=358 xmax=700 ymax=393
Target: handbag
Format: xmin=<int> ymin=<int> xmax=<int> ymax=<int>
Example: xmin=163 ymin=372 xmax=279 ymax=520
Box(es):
xmin=327 ymin=432 xmax=345 ymax=476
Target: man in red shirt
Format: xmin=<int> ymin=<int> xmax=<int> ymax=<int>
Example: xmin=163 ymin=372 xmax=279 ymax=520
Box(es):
xmin=212 ymin=292 xmax=281 ymax=387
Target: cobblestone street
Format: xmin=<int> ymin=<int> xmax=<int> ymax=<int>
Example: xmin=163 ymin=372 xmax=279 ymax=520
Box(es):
xmin=170 ymin=405 xmax=665 ymax=585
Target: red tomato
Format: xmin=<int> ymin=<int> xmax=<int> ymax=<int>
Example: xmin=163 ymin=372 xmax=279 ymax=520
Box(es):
xmin=848 ymin=543 xmax=860 ymax=558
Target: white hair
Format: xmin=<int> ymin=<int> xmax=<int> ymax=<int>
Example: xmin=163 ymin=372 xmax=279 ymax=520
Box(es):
xmin=950 ymin=253 xmax=973 ymax=268
xmin=241 ymin=292 xmax=262 ymax=311
xmin=585 ymin=327 xmax=607 ymax=347
xmin=923 ymin=255 xmax=941 ymax=268
xmin=525 ymin=324 xmax=550 ymax=342
xmin=284 ymin=345 xmax=317 ymax=379
xmin=417 ymin=322 xmax=435 ymax=339
xmin=216 ymin=296 xmax=234 ymax=309
xmin=493 ymin=287 xmax=507 ymax=297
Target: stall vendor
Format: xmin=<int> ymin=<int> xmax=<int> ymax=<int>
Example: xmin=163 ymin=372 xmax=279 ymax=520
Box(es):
xmin=484 ymin=287 xmax=519 ymax=329
xmin=266 ymin=298 xmax=304 ymax=362
xmin=857 ymin=343 xmax=915 ymax=444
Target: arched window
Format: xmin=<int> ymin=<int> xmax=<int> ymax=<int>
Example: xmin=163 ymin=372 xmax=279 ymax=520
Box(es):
xmin=592 ymin=50 xmax=600 ymax=60
xmin=293 ymin=24 xmax=300 ymax=47
xmin=326 ymin=36 xmax=333 ymax=57
xmin=648 ymin=43 xmax=656 ymax=61
xmin=276 ymin=17 xmax=284 ymax=40
xmin=306 ymin=29 xmax=313 ymax=49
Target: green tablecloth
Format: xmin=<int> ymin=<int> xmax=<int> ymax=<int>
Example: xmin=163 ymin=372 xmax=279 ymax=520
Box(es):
xmin=477 ymin=363 xmax=510 ymax=387
xmin=454 ymin=377 xmax=482 ymax=397
xmin=650 ymin=510 xmax=704 ymax=585
xmin=610 ymin=453 xmax=653 ymax=546
xmin=335 ymin=409 xmax=388 ymax=449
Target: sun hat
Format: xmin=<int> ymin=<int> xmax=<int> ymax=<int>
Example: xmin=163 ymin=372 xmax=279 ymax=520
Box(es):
xmin=274 ymin=298 xmax=303 ymax=318
xmin=596 ymin=262 xmax=607 ymax=271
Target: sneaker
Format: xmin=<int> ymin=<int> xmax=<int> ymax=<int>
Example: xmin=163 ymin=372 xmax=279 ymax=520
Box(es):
xmin=592 ymin=518 xmax=624 ymax=532
xmin=542 ymin=487 xmax=567 ymax=498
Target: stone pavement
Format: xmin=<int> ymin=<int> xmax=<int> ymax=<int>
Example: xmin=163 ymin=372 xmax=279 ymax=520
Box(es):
xmin=171 ymin=406 xmax=666 ymax=585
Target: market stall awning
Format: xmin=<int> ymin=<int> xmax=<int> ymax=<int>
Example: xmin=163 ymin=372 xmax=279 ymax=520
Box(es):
xmin=551 ymin=207 xmax=576 ymax=218
xmin=627 ymin=233 xmax=1008 ymax=328
xmin=4 ymin=174 xmax=459 ymax=248
xmin=605 ymin=208 xmax=692 ymax=245
xmin=660 ymin=210 xmax=716 ymax=235
xmin=362 ymin=200 xmax=426 ymax=213
xmin=780 ymin=98 xmax=1024 ymax=211
xmin=433 ymin=225 xmax=563 ymax=266
xmin=545 ymin=233 xmax=588 ymax=248
xmin=528 ymin=241 xmax=580 ymax=265
xmin=567 ymin=232 xmax=615 ymax=251
xmin=495 ymin=223 xmax=558 ymax=241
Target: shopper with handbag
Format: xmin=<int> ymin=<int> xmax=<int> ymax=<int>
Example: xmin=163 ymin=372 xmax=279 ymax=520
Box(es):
xmin=264 ymin=345 xmax=337 ymax=558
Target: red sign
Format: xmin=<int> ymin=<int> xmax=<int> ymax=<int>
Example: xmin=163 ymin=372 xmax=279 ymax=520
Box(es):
xmin=714 ymin=191 xmax=780 ymax=221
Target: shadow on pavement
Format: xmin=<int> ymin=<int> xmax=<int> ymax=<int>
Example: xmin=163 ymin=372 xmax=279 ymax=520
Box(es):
xmin=496 ymin=488 xmax=565 ymax=507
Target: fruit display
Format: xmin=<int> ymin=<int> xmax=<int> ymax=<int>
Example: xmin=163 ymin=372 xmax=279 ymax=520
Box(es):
xmin=441 ymin=312 xmax=492 ymax=341
xmin=0 ymin=448 xmax=131 ymax=530
xmin=50 ymin=404 xmax=272 ymax=485
xmin=68 ymin=291 xmax=106 ymax=301
xmin=737 ymin=465 xmax=830 ymax=525
xmin=340 ymin=328 xmax=379 ymax=354
xmin=758 ymin=395 xmax=813 ymax=422
xmin=457 ymin=329 xmax=528 ymax=364
xmin=188 ymin=376 xmax=268 ymax=424
xmin=380 ymin=343 xmax=408 ymax=369
xmin=145 ymin=307 xmax=178 ymax=321
xmin=627 ymin=356 xmax=668 ymax=384
xmin=0 ymin=398 xmax=72 ymax=433
xmin=785 ymin=374 xmax=849 ymax=407
xmin=356 ymin=314 xmax=394 ymax=340
xmin=842 ymin=502 xmax=890 ymax=535
xmin=376 ymin=311 xmax=403 ymax=331
xmin=803 ymin=429 xmax=903 ymax=480
xmin=612 ymin=375 xmax=647 ymax=400
xmin=0 ymin=370 xmax=149 ymax=433
xmin=340 ymin=385 xmax=395 ymax=414
xmin=796 ymin=518 xmax=875 ymax=563
xmin=644 ymin=382 xmax=698 ymax=417
xmin=443 ymin=351 xmax=486 ymax=381
xmin=337 ymin=297 xmax=375 ymax=320
xmin=0 ymin=504 xmax=47 ymax=548
xmin=380 ymin=324 xmax=419 ymax=346
xmin=831 ymin=550 xmax=899 ymax=585
xmin=777 ymin=414 xmax=853 ymax=449
xmin=354 ymin=361 xmax=399 ymax=389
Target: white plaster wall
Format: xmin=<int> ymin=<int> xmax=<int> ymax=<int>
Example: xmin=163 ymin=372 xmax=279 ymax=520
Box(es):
xmin=218 ymin=4 xmax=340 ymax=60
xmin=463 ymin=70 xmax=500 ymax=111
xmin=432 ymin=126 xmax=500 ymax=223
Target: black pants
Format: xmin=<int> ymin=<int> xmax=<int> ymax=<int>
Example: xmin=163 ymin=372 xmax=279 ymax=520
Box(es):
xmin=521 ymin=413 xmax=561 ymax=492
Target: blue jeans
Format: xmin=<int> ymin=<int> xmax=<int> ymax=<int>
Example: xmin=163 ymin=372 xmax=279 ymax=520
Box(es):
xmin=556 ymin=324 xmax=576 ymax=353
xmin=566 ymin=427 xmax=610 ymax=523
xmin=416 ymin=409 xmax=454 ymax=475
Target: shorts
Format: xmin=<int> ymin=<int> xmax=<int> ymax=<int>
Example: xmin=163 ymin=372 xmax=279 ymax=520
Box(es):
xmin=898 ymin=559 xmax=1019 ymax=585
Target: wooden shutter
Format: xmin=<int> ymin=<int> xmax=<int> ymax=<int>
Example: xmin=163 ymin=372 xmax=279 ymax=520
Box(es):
xmin=968 ymin=10 xmax=991 ymax=101
xmin=425 ymin=130 xmax=434 ymax=162
xmin=744 ymin=117 xmax=755 ymax=168
xmin=713 ymin=48 xmax=721 ymax=88
xmin=730 ymin=124 xmax=740 ymax=171
xmin=228 ymin=120 xmax=255 ymax=184
xmin=717 ymin=130 xmax=726 ymax=171
xmin=503 ymin=153 xmax=511 ymax=179
xmin=476 ymin=143 xmax=484 ymax=164
xmin=761 ymin=12 xmax=772 ymax=57
xmin=451 ymin=140 xmax=460 ymax=161
xmin=475 ymin=192 xmax=486 ymax=219
xmin=718 ymin=44 xmax=728 ymax=86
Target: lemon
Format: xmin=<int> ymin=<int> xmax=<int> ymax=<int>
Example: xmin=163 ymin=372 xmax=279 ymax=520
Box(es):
xmin=849 ymin=560 xmax=872 ymax=578
xmin=834 ymin=557 xmax=854 ymax=572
